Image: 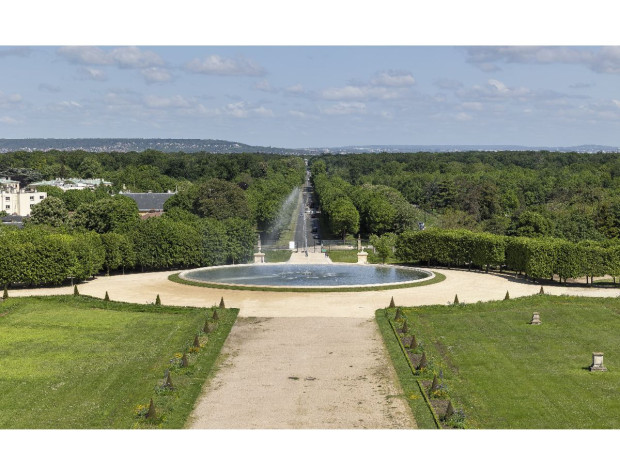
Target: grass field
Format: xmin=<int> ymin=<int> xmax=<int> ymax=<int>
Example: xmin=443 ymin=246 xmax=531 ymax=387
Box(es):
xmin=379 ymin=295 xmax=620 ymax=428
xmin=264 ymin=249 xmax=293 ymax=262
xmin=0 ymin=295 xmax=237 ymax=429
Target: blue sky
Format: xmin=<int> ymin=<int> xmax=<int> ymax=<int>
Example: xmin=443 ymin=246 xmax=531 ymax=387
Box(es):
xmin=1 ymin=45 xmax=620 ymax=148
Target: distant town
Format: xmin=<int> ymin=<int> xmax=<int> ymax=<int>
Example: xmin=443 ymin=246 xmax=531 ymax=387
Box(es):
xmin=0 ymin=138 xmax=618 ymax=155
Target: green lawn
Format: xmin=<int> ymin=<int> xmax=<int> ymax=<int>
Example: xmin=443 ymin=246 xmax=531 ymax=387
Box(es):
xmin=0 ymin=295 xmax=237 ymax=429
xmin=264 ymin=249 xmax=292 ymax=262
xmin=379 ymin=295 xmax=620 ymax=428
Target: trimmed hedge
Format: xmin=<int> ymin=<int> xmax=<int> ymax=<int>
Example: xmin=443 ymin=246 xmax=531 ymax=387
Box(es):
xmin=396 ymin=228 xmax=620 ymax=282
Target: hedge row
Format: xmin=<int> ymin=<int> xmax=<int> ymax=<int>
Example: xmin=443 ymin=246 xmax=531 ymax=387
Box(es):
xmin=396 ymin=229 xmax=620 ymax=282
xmin=0 ymin=216 xmax=256 ymax=287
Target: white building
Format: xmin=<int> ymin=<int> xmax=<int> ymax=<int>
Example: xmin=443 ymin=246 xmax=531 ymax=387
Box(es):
xmin=1 ymin=178 xmax=47 ymax=216
xmin=29 ymin=178 xmax=112 ymax=191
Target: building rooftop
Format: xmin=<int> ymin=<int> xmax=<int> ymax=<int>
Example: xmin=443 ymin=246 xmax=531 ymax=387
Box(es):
xmin=119 ymin=192 xmax=175 ymax=212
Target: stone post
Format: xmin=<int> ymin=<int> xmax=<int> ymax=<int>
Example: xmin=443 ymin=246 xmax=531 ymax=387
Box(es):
xmin=530 ymin=312 xmax=541 ymax=325
xmin=590 ymin=352 xmax=607 ymax=372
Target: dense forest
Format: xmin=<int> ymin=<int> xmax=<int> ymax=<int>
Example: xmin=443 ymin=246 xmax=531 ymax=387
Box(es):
xmin=310 ymin=151 xmax=620 ymax=242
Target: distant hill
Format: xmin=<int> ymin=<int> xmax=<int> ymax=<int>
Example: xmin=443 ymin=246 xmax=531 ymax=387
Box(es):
xmin=0 ymin=138 xmax=618 ymax=154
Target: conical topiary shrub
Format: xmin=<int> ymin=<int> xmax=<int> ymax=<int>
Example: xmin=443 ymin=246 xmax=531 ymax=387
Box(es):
xmin=444 ymin=400 xmax=454 ymax=420
xmin=104 ymin=291 xmax=110 ymax=302
xmin=402 ymin=319 xmax=409 ymax=334
xmin=212 ymin=308 xmax=219 ymax=321
xmin=193 ymin=335 xmax=200 ymax=348
xmin=155 ymin=294 xmax=161 ymax=306
xmin=504 ymin=290 xmax=510 ymax=300
xmin=73 ymin=285 xmax=79 ymax=297
xmin=417 ymin=352 xmax=427 ymax=370
xmin=453 ymin=294 xmax=459 ymax=305
xmin=394 ymin=307 xmax=403 ymax=321
xmin=146 ymin=398 xmax=156 ymax=419
xmin=3 ymin=285 xmax=8 ymax=300
xmin=164 ymin=371 xmax=174 ymax=389
xmin=409 ymin=334 xmax=418 ymax=349
xmin=389 ymin=296 xmax=395 ymax=308
xmin=219 ymin=297 xmax=225 ymax=309
xmin=539 ymin=286 xmax=544 ymax=295
xmin=203 ymin=320 xmax=211 ymax=333
xmin=430 ymin=374 xmax=440 ymax=393
xmin=181 ymin=353 xmax=188 ymax=368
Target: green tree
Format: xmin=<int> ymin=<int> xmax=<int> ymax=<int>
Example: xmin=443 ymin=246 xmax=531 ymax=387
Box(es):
xmin=370 ymin=233 xmax=396 ymax=264
xmin=73 ymin=196 xmax=139 ymax=233
xmin=27 ymin=197 xmax=69 ymax=228
xmin=194 ymin=179 xmax=250 ymax=220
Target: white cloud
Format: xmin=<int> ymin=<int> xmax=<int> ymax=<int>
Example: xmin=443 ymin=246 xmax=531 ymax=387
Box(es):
xmin=78 ymin=67 xmax=107 ymax=81
xmin=57 ymin=46 xmax=164 ymax=69
xmin=254 ymin=79 xmax=275 ymax=92
xmin=0 ymin=92 xmax=22 ymax=106
xmin=370 ymin=71 xmax=415 ymax=87
xmin=321 ymin=102 xmax=366 ymax=115
xmin=284 ymin=84 xmax=305 ymax=95
xmin=455 ymin=112 xmax=473 ymax=121
xmin=222 ymin=101 xmax=273 ymax=118
xmin=461 ymin=101 xmax=483 ymax=111
xmin=0 ymin=116 xmax=18 ymax=124
xmin=185 ymin=55 xmax=265 ymax=76
xmin=320 ymin=85 xmax=400 ymax=101
xmin=108 ymin=47 xmax=164 ymax=69
xmin=141 ymin=67 xmax=173 ymax=83
xmin=465 ymin=46 xmax=620 ymax=74
xmin=143 ymin=95 xmax=191 ymax=109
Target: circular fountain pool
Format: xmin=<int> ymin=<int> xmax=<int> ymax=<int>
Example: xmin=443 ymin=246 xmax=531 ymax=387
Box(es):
xmin=178 ymin=263 xmax=434 ymax=290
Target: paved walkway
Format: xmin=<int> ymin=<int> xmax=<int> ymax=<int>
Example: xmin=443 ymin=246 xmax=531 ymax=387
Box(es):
xmin=287 ymin=248 xmax=332 ymax=264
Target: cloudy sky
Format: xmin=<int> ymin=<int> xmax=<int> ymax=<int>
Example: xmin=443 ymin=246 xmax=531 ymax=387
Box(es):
xmin=1 ymin=45 xmax=620 ymax=148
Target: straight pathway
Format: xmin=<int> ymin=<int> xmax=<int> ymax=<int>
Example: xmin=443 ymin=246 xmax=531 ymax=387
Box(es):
xmin=188 ymin=317 xmax=415 ymax=429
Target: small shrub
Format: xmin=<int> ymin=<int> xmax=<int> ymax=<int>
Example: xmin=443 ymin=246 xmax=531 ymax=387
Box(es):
xmin=430 ymin=374 xmax=439 ymax=392
xmin=389 ymin=296 xmax=395 ymax=308
xmin=212 ymin=308 xmax=219 ymax=321
xmin=203 ymin=320 xmax=211 ymax=333
xmin=504 ymin=290 xmax=510 ymax=300
xmin=193 ymin=334 xmax=200 ymax=348
xmin=453 ymin=294 xmax=459 ymax=305
xmin=417 ymin=352 xmax=427 ymax=370
xmin=539 ymin=286 xmax=544 ymax=295
xmin=73 ymin=285 xmax=79 ymax=297
xmin=409 ymin=334 xmax=418 ymax=350
xmin=104 ymin=291 xmax=110 ymax=302
xmin=219 ymin=297 xmax=225 ymax=309
xmin=394 ymin=307 xmax=403 ymax=320
xmin=155 ymin=294 xmax=161 ymax=306
xmin=146 ymin=398 xmax=156 ymax=419
xmin=181 ymin=353 xmax=188 ymax=368
xmin=401 ymin=319 xmax=409 ymax=334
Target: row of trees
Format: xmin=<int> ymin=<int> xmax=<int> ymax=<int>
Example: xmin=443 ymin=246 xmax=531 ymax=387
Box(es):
xmin=396 ymin=229 xmax=620 ymax=282
xmin=311 ymin=160 xmax=424 ymax=239
xmin=0 ymin=215 xmax=256 ymax=287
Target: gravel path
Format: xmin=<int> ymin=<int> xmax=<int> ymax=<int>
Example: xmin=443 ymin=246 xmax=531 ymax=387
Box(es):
xmin=188 ymin=317 xmax=415 ymax=429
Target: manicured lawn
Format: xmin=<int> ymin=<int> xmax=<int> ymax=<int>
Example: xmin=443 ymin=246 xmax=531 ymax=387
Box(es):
xmin=264 ymin=249 xmax=292 ymax=262
xmin=379 ymin=295 xmax=620 ymax=428
xmin=0 ymin=295 xmax=237 ymax=429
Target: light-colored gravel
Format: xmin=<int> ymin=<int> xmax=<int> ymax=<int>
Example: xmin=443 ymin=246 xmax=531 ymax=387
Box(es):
xmin=188 ymin=317 xmax=415 ymax=429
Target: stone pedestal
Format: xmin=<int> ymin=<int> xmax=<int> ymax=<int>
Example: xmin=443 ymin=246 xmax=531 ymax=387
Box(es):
xmin=530 ymin=312 xmax=541 ymax=325
xmin=254 ymin=252 xmax=265 ymax=264
xmin=590 ymin=352 xmax=607 ymax=372
xmin=357 ymin=251 xmax=368 ymax=264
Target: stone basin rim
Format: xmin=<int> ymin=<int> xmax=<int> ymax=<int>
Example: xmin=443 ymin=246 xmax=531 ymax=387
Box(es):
xmin=177 ymin=263 xmax=436 ymax=290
